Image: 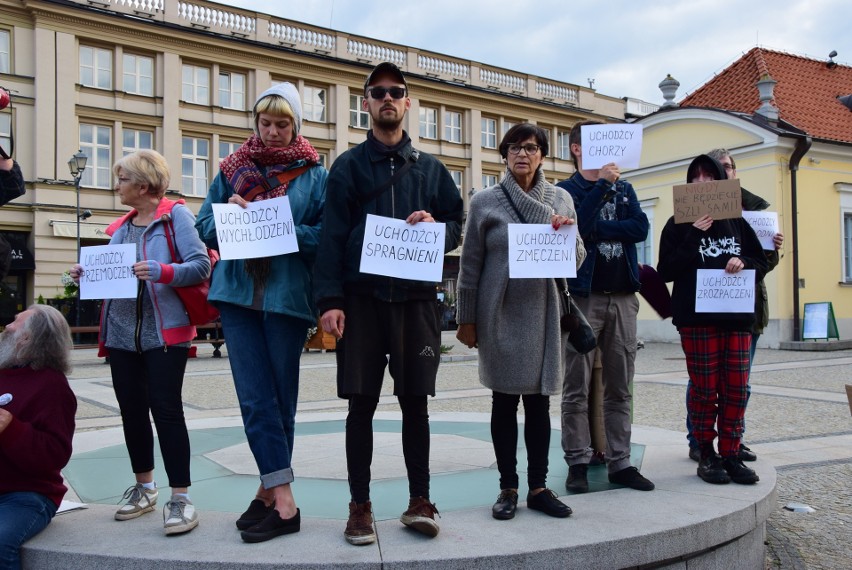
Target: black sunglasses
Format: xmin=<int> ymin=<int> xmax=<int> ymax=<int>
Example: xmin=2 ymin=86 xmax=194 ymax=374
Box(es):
xmin=367 ymin=86 xmax=407 ymax=100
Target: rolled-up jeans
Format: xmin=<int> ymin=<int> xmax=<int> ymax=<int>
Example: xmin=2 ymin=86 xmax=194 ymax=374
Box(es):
xmin=218 ymin=302 xmax=309 ymax=489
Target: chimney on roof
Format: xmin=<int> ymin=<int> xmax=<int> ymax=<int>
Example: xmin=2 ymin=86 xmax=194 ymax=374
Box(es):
xmin=755 ymin=73 xmax=779 ymax=123
xmin=659 ymin=74 xmax=680 ymax=108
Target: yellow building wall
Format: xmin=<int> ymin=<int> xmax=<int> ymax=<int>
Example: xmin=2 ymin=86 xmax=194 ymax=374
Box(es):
xmin=624 ymin=111 xmax=852 ymax=345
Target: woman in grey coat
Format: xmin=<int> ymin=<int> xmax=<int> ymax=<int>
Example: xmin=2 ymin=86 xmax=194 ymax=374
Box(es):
xmin=456 ymin=123 xmax=585 ymax=520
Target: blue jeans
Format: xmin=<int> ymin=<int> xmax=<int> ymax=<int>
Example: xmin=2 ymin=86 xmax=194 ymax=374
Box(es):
xmin=0 ymin=492 xmax=57 ymax=570
xmin=686 ymin=332 xmax=758 ymax=449
xmin=218 ymin=303 xmax=309 ymax=489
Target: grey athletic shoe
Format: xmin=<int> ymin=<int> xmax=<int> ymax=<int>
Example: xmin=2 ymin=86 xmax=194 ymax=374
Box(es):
xmin=115 ymin=483 xmax=158 ymax=521
xmin=163 ymin=496 xmax=199 ymax=535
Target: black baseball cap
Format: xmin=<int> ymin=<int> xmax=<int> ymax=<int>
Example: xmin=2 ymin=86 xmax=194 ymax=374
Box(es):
xmin=364 ymin=62 xmax=407 ymax=95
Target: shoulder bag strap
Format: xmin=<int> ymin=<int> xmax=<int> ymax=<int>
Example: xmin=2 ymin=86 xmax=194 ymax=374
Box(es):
xmin=161 ymin=214 xmax=182 ymax=263
xmin=500 ymin=183 xmax=527 ymax=224
xmin=358 ymin=153 xmax=418 ymax=207
xmin=241 ymin=164 xmax=311 ymax=202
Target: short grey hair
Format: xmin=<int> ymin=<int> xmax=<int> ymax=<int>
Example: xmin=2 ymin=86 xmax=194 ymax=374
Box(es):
xmin=707 ymin=148 xmax=735 ymax=170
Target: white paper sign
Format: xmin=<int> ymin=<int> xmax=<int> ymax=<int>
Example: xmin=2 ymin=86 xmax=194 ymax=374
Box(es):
xmin=212 ymin=196 xmax=298 ymax=260
xmin=360 ymin=214 xmax=446 ymax=282
xmin=79 ymin=243 xmax=137 ymax=300
xmin=508 ymin=223 xmax=579 ymax=278
xmin=742 ymin=211 xmax=779 ymax=250
xmin=695 ymin=269 xmax=756 ymax=313
xmin=581 ymin=124 xmax=643 ymax=169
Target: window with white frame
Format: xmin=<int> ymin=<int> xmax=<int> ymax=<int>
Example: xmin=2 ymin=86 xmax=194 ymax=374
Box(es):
xmin=838 ymin=183 xmax=852 ymax=282
xmin=122 ymin=129 xmax=153 ymax=155
xmin=502 ymin=120 xmax=516 ymax=137
xmin=218 ymin=140 xmax=240 ymax=164
xmin=219 ymin=71 xmax=245 ymax=110
xmin=182 ymin=64 xmax=210 ymax=105
xmin=445 ymin=110 xmax=462 ymax=143
xmin=349 ymin=95 xmax=369 ymax=129
xmin=845 ymin=213 xmax=852 ymax=282
xmin=303 ymin=86 xmax=327 ymax=122
xmin=449 ymin=169 xmax=463 ymax=192
xmin=0 ymin=29 xmax=10 ymax=74
xmin=317 ymin=153 xmax=328 ymax=167
xmin=181 ymin=136 xmax=209 ymax=196
xmin=80 ymin=46 xmax=112 ymax=90
xmin=482 ymin=174 xmax=498 ymax=189
xmin=556 ymin=130 xmax=570 ymax=160
xmin=481 ymin=117 xmax=497 ymax=149
xmin=79 ymin=124 xmax=112 ymax=188
xmin=636 ymin=198 xmax=657 ymax=266
xmin=122 ymin=53 xmax=153 ymax=96
xmin=0 ymin=113 xmax=10 ymax=156
xmin=419 ymin=106 xmax=437 ymax=139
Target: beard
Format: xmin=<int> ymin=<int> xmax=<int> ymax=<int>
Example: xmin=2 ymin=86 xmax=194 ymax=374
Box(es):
xmin=0 ymin=328 xmax=21 ymax=369
xmin=370 ymin=106 xmax=404 ymax=130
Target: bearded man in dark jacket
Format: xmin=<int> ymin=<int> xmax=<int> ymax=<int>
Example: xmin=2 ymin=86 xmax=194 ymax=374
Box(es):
xmin=314 ymin=62 xmax=463 ymax=546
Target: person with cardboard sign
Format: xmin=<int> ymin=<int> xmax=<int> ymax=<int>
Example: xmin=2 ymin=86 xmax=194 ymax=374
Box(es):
xmin=658 ymin=154 xmax=769 ymax=486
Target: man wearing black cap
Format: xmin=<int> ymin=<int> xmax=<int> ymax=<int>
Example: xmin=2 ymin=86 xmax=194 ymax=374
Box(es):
xmin=314 ymin=62 xmax=463 ymax=545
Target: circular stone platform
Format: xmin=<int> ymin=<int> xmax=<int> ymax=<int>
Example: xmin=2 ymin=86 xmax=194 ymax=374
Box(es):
xmin=24 ymin=413 xmax=776 ymax=569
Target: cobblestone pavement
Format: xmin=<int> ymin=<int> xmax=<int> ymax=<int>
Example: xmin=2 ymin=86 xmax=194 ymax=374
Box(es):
xmin=66 ymin=335 xmax=852 ymax=568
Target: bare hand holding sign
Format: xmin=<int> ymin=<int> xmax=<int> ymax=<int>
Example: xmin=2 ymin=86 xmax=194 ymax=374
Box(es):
xmin=580 ymin=124 xmax=643 ymax=169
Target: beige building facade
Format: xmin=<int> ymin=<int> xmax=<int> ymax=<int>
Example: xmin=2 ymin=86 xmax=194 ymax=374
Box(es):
xmin=0 ymin=0 xmax=636 ymax=324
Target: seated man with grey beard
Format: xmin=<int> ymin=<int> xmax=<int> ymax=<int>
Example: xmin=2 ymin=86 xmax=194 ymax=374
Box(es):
xmin=0 ymin=304 xmax=77 ymax=570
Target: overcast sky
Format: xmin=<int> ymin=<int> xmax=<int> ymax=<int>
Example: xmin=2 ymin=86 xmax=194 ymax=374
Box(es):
xmin=217 ymin=0 xmax=849 ymax=105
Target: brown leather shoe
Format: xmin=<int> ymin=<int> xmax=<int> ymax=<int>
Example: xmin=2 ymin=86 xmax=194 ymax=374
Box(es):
xmin=344 ymin=501 xmax=376 ymax=545
xmin=399 ymin=496 xmax=440 ymax=537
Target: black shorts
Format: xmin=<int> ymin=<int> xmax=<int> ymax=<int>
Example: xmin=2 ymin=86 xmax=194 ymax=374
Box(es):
xmin=336 ymin=295 xmax=441 ymax=398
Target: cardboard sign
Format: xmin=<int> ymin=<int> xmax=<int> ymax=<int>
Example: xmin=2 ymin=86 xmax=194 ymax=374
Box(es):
xmin=360 ymin=214 xmax=446 ymax=282
xmin=79 ymin=243 xmax=137 ymax=300
xmin=212 ymin=196 xmax=298 ymax=260
xmin=673 ymin=179 xmax=742 ymax=224
xmin=508 ymin=223 xmax=578 ymax=278
xmin=742 ymin=211 xmax=779 ymax=250
xmin=695 ymin=269 xmax=755 ymax=313
xmin=580 ymin=124 xmax=643 ymax=169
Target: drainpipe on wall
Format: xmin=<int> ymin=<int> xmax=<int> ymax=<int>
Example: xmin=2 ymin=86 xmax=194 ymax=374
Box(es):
xmin=789 ymin=135 xmax=812 ymax=341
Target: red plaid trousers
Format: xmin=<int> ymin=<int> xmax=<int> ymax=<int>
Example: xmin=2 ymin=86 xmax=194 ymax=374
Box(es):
xmin=679 ymin=327 xmax=751 ymax=457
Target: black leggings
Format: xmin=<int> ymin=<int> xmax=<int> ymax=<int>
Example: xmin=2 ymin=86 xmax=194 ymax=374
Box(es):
xmin=346 ymin=394 xmax=430 ymax=504
xmin=109 ymin=347 xmax=191 ymax=488
xmin=491 ymin=391 xmax=551 ymax=491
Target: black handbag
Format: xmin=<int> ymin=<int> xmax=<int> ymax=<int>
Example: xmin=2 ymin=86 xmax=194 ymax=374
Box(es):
xmin=555 ymin=277 xmax=597 ymax=354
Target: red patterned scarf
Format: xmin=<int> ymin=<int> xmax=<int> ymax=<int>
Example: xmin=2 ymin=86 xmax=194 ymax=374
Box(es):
xmin=219 ymin=134 xmax=319 ymax=286
xmin=220 ymin=134 xmax=319 ymax=200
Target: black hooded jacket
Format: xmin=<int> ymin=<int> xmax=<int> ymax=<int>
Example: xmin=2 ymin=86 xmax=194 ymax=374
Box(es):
xmin=657 ymin=155 xmax=769 ymax=331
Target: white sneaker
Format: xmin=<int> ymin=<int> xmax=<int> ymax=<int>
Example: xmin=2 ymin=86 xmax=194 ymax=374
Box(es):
xmin=115 ymin=483 xmax=158 ymax=521
xmin=164 ymin=496 xmax=199 ymax=535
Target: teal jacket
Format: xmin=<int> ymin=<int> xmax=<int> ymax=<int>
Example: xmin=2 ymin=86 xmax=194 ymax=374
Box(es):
xmin=195 ymin=164 xmax=327 ymax=323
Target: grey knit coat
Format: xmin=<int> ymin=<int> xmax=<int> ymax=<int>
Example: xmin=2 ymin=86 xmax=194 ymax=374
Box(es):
xmin=456 ymin=169 xmax=586 ymax=396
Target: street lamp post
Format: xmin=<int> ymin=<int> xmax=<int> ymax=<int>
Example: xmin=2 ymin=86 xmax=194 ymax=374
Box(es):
xmin=68 ymin=150 xmax=88 ymax=328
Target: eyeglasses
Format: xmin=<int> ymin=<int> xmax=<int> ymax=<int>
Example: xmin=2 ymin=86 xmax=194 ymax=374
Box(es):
xmin=367 ymin=86 xmax=407 ymax=100
xmin=508 ymin=143 xmax=541 ymax=155
xmin=722 ymin=163 xmax=735 ymax=171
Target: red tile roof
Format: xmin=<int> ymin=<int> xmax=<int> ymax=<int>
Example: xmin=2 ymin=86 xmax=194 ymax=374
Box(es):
xmin=680 ymin=48 xmax=852 ymax=144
